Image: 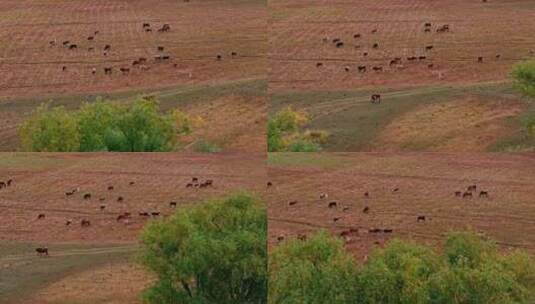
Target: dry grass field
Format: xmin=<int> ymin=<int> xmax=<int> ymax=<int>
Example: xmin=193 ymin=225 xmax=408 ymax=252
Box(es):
xmin=0 ymin=0 xmax=267 ymax=152
xmin=0 ymin=153 xmax=266 ymax=303
xmin=267 ymin=153 xmax=535 ymax=261
xmin=268 ymin=0 xmax=535 ymax=151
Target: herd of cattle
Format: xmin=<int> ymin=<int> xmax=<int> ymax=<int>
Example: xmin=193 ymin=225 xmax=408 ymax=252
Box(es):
xmin=48 ymin=21 xmax=240 ymax=78
xmin=0 ymin=176 xmax=214 ymax=257
xmin=313 ymin=21 xmax=512 ymax=104
xmin=268 ymin=181 xmax=490 ymax=245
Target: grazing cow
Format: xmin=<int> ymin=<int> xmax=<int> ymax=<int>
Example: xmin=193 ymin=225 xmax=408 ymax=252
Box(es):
xmin=428 ymin=64 xmax=434 ymax=68
xmin=424 ymin=28 xmax=431 ymax=33
xmin=231 ymin=52 xmax=237 ymax=56
xmin=425 ymin=22 xmax=432 ymax=27
xmin=363 ymin=52 xmax=368 ymax=56
xmin=288 ymin=200 xmax=297 ymax=206
xmin=0 ymin=182 xmax=5 ymax=189
xmin=204 ymin=180 xmax=213 ymax=187
xmin=158 ymin=24 xmax=171 ymax=32
xmin=328 ymin=201 xmax=337 ymax=208
xmin=417 ymin=216 xmax=426 ymax=222
xmin=132 ymin=60 xmax=139 ymax=66
xmin=319 ymin=193 xmax=328 ymax=199
xmin=162 ymin=55 xmax=170 ymax=60
xmin=117 ymin=214 xmax=127 ymax=221
xmin=143 ymin=23 xmax=150 ymax=28
xmin=49 ymin=41 xmax=56 ymax=46
xmin=145 ymin=28 xmax=152 ymax=32
xmin=108 ymin=186 xmax=114 ymax=191
xmin=139 ymin=212 xmax=150 ymax=217
xmin=316 ymin=62 xmax=323 ymax=68
xmin=83 ymin=193 xmax=91 ymax=200
xmin=407 ymin=56 xmax=417 ymax=61
xmin=437 ymin=24 xmax=450 ymax=33
xmin=297 ymin=234 xmax=307 ymax=241
xmin=371 ymin=94 xmax=381 ymax=104
xmin=479 ymin=191 xmax=489 ymax=198
xmin=169 ymin=202 xmax=177 ymax=208
xmin=104 ymin=44 xmax=111 ymax=51
xmin=358 ymin=65 xmax=366 ymax=72
xmin=390 ymin=59 xmax=398 ymax=66
xmin=87 ymin=36 xmax=94 ymax=41
xmin=354 ymin=33 xmax=361 ymax=38
xmin=120 ymin=67 xmax=130 ymax=74
xmin=467 ymin=185 xmax=477 ymax=192
xmin=65 ymin=219 xmax=72 ymax=226
xmin=372 ymin=43 xmax=379 ymax=49
xmin=63 ymin=40 xmax=70 ymax=46
xmin=335 ymin=42 xmax=344 ymax=48
xmin=344 ymin=66 xmax=350 ymax=72
xmin=65 ymin=190 xmax=75 ymax=196
xmin=267 ymin=181 xmax=273 ymax=187
xmin=117 ymin=196 xmax=124 ymax=202
xmin=363 ymin=206 xmax=369 ymax=214
xmin=94 ymin=30 xmax=99 ymax=35
xmin=383 ymin=229 xmax=393 ymax=233
xmin=104 ymin=67 xmax=112 ymax=75
xmin=277 ymin=235 xmax=285 ymax=242
xmin=151 ymin=212 xmax=160 ymax=216
xmin=332 ymin=38 xmax=340 ymax=43
xmin=372 ymin=66 xmax=383 ymax=72
xmin=62 ymin=66 xmax=67 ymax=72
xmin=426 ymin=45 xmax=434 ymax=51
xmin=463 ymin=192 xmax=473 ymax=198
xmin=369 ymin=228 xmax=381 ymax=233
xmin=81 ymin=219 xmax=91 ymax=227
xmin=100 ymin=205 xmax=106 ymax=211
xmin=186 ymin=183 xmax=193 ymax=188
xmin=419 ymin=56 xmax=426 ymax=60
xmin=333 ymin=217 xmax=341 ymax=222
xmin=371 ymin=29 xmax=377 ymax=34
xmin=192 ymin=177 xmax=199 ymax=183
xmin=88 ymin=47 xmax=94 ymax=51
xmin=478 ymin=57 xmax=483 ymax=63
xmin=455 ymin=191 xmax=462 ymax=197
xmin=129 ymin=181 xmax=135 ymax=185
xmin=91 ymin=68 xmax=96 ymax=75
xmin=36 ymin=247 xmax=49 ymax=256
xmin=37 ymin=213 xmax=45 ymax=219
xmin=496 ymin=54 xmax=501 ymax=59
xmin=157 ymin=46 xmax=164 ymax=51
xmin=364 ymin=192 xmax=369 ymax=198
xmin=216 ymin=54 xmax=222 ymax=60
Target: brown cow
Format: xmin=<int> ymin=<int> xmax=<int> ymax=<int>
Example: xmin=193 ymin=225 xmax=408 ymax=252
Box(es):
xmin=104 ymin=44 xmax=111 ymax=51
xmin=120 ymin=67 xmax=130 ymax=74
xmin=143 ymin=23 xmax=150 ymax=28
xmin=354 ymin=33 xmax=361 ymax=38
xmin=288 ymin=200 xmax=297 ymax=206
xmin=83 ymin=193 xmax=91 ymax=200
xmin=169 ymin=202 xmax=177 ymax=208
xmin=372 ymin=43 xmax=379 ymax=49
xmin=335 ymin=42 xmax=344 ymax=48
xmin=358 ymin=65 xmax=367 ymax=72
xmin=87 ymin=36 xmax=94 ymax=41
xmin=479 ymin=191 xmax=489 ymax=198
xmin=104 ymin=67 xmax=112 ymax=75
xmin=69 ymin=44 xmax=77 ymax=50
xmin=363 ymin=206 xmax=370 ymax=214
xmin=478 ymin=57 xmax=483 ymax=63
xmin=371 ymin=94 xmax=381 ymax=104
xmin=157 ymin=46 xmax=164 ymax=51
xmin=81 ymin=219 xmax=91 ymax=227
xmin=100 ymin=205 xmax=106 ymax=211
xmin=37 ymin=213 xmax=45 ymax=219
xmin=463 ymin=192 xmax=473 ymax=198
xmin=316 ymin=62 xmax=323 ymax=68
xmin=417 ymin=216 xmax=426 ymax=222
xmin=372 ymin=66 xmax=383 ymax=72
xmin=455 ymin=191 xmax=462 ymax=197
xmin=328 ymin=201 xmax=337 ymax=208
xmin=467 ymin=185 xmax=477 ymax=192
xmin=117 ymin=196 xmax=124 ymax=202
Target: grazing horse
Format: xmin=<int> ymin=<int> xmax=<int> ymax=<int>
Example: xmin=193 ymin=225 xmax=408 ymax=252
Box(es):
xmin=371 ymin=94 xmax=381 ymax=104
xmin=36 ymin=247 xmax=49 ymax=256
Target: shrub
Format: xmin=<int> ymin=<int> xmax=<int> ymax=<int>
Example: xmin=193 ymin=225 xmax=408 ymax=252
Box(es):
xmin=19 ymin=98 xmax=183 ymax=152
xmin=140 ymin=193 xmax=267 ymax=304
xmin=19 ymin=104 xmax=80 ymax=152
xmin=269 ymin=231 xmax=359 ymax=304
xmin=512 ymin=60 xmax=535 ymax=97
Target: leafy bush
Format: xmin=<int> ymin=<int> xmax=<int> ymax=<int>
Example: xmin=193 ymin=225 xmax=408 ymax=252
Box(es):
xmin=512 ymin=60 xmax=535 ymax=97
xmin=20 ymin=98 xmax=185 ymax=152
xmin=269 ymin=231 xmax=358 ymax=304
xmin=269 ymin=231 xmax=535 ymax=304
xmin=19 ymin=104 xmax=80 ymax=152
xmin=268 ymin=107 xmax=327 ymax=152
xmin=140 ymin=193 xmax=267 ymax=304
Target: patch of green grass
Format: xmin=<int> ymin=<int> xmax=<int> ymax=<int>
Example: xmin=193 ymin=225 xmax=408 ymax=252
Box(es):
xmin=0 ymin=242 xmax=139 ymax=304
xmin=193 ymin=140 xmax=223 ymax=153
xmin=0 ymin=153 xmax=70 ymax=170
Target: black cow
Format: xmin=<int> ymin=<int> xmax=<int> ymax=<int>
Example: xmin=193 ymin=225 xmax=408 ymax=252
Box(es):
xmin=36 ymin=247 xmax=49 ymax=256
xmin=81 ymin=219 xmax=91 ymax=227
xmin=479 ymin=191 xmax=489 ymax=198
xmin=328 ymin=201 xmax=337 ymax=208
xmin=371 ymin=94 xmax=381 ymax=104
xmin=417 ymin=216 xmax=426 ymax=222
xmin=288 ymin=200 xmax=297 ymax=206
xmin=83 ymin=193 xmax=91 ymax=200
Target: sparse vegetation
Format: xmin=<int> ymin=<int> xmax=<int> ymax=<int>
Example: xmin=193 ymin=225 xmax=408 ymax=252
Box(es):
xmin=270 ymin=231 xmax=535 ymax=304
xmin=193 ymin=140 xmax=222 ymax=153
xmin=19 ymin=98 xmax=192 ymax=152
xmin=268 ymin=107 xmax=327 ymax=152
xmin=512 ymin=60 xmax=535 ymax=98
xmin=139 ymin=193 xmax=267 ymax=304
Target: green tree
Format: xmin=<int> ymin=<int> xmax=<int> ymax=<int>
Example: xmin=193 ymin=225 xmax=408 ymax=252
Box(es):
xmin=76 ymin=99 xmax=120 ymax=151
xmin=512 ymin=60 xmax=535 ymax=97
xmin=19 ymin=104 xmax=80 ymax=152
xmin=140 ymin=193 xmax=267 ymax=304
xmin=268 ymin=231 xmax=358 ymax=304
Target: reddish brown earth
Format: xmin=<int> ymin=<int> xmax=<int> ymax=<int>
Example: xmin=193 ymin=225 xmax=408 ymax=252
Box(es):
xmin=0 ymin=0 xmax=266 ymax=99
xmin=269 ymin=0 xmax=535 ymax=92
xmin=0 ymin=153 xmax=266 ymax=244
xmin=267 ymin=153 xmax=535 ymax=261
